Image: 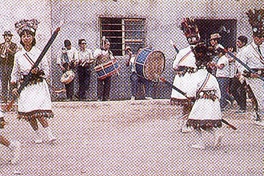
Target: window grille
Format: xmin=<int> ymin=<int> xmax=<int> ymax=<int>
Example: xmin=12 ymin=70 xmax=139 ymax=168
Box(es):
xmin=100 ymin=17 xmax=146 ymax=56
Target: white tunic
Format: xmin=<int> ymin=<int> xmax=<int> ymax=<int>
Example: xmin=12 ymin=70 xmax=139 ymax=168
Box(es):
xmin=188 ymin=69 xmax=222 ymax=121
xmin=237 ymin=42 xmax=264 ymax=112
xmin=171 ymin=46 xmax=197 ymax=99
xmin=11 ymin=47 xmax=52 ymax=115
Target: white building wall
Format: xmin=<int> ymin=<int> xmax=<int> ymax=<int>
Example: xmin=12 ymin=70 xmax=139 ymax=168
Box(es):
xmin=0 ymin=0 xmax=263 ymax=100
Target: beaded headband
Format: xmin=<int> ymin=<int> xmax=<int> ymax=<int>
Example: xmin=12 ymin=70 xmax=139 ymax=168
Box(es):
xmin=15 ymin=19 xmax=39 ymax=36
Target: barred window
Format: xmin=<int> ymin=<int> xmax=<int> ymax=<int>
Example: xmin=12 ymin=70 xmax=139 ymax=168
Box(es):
xmin=100 ymin=17 xmax=146 ymax=56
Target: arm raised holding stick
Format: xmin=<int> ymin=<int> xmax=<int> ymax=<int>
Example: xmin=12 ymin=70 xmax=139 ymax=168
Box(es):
xmin=5 ymin=23 xmax=61 ymax=112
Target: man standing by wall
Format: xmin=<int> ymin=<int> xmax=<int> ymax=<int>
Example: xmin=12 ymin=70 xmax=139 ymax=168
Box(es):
xmin=76 ymin=39 xmax=94 ymax=101
xmin=0 ymin=31 xmax=17 ymax=104
xmin=94 ymin=38 xmax=115 ymax=101
xmin=57 ymin=39 xmax=78 ymax=101
xmin=237 ymin=9 xmax=264 ymax=126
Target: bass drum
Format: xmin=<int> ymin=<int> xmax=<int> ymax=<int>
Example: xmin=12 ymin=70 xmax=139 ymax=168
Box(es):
xmin=60 ymin=70 xmax=75 ymax=84
xmin=135 ymin=48 xmax=165 ymax=81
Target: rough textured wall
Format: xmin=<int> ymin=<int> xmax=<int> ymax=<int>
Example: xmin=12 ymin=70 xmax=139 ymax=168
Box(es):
xmin=1 ymin=0 xmax=263 ymax=101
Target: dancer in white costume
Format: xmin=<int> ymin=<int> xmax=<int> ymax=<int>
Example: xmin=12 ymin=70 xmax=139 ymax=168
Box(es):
xmin=171 ymin=18 xmax=200 ymax=132
xmin=186 ymin=42 xmax=224 ymax=149
xmin=11 ymin=19 xmax=56 ymax=144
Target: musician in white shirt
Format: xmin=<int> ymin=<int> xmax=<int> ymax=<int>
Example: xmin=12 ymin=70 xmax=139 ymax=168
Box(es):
xmin=93 ymin=39 xmax=114 ymax=101
xmin=76 ymin=39 xmax=94 ymax=100
xmin=57 ymin=39 xmax=78 ymax=101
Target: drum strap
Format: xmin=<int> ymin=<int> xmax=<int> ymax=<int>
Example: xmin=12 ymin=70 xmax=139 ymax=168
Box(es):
xmin=62 ymin=53 xmax=69 ymax=63
xmin=178 ymin=50 xmax=192 ymax=65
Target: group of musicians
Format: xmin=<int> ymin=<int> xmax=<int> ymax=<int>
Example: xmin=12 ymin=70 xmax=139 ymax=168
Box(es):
xmin=56 ymin=38 xmax=116 ymax=101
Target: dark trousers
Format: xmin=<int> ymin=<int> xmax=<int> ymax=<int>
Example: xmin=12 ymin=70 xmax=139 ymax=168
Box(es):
xmin=130 ymin=73 xmax=153 ymax=98
xmin=0 ymin=65 xmax=14 ymax=102
xmin=217 ymin=77 xmax=233 ymax=109
xmin=130 ymin=72 xmax=138 ymax=97
xmin=77 ymin=66 xmax=91 ymax=99
xmin=97 ymin=76 xmax=111 ymax=101
xmin=229 ymin=77 xmax=247 ymax=110
xmin=65 ymin=80 xmax=74 ymax=100
xmin=138 ymin=77 xmax=153 ymax=97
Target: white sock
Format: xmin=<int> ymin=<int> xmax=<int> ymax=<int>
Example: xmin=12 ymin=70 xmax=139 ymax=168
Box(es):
xmin=45 ymin=127 xmax=56 ymax=142
xmin=9 ymin=140 xmax=21 ymax=164
xmin=192 ymin=129 xmax=205 ymax=148
xmin=34 ymin=130 xmax=42 ymax=144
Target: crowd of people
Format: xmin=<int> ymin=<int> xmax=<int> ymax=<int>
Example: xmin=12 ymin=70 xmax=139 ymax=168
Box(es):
xmin=0 ymin=8 xmax=263 ymax=166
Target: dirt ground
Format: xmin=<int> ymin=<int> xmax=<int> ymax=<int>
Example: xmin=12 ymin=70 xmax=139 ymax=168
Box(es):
xmin=0 ymin=99 xmax=263 ymax=176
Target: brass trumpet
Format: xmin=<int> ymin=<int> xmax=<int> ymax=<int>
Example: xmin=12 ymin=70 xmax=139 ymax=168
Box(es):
xmin=0 ymin=42 xmax=8 ymax=58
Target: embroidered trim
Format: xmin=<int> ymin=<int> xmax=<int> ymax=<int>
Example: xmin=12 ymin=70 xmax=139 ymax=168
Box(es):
xmin=18 ymin=110 xmax=54 ymax=121
xmin=186 ymin=119 xmax=222 ymax=130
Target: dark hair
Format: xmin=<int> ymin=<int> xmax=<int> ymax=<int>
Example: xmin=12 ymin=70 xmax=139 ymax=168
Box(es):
xmin=19 ymin=30 xmax=36 ymax=47
xmin=238 ymin=36 xmax=248 ymax=45
xmin=192 ymin=42 xmax=211 ymax=67
xmin=64 ymin=39 xmax=71 ymax=47
xmin=78 ymin=39 xmax=86 ymax=45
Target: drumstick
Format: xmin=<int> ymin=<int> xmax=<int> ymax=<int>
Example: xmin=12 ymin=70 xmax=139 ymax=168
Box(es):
xmin=102 ymin=36 xmax=106 ymax=48
xmin=170 ymin=39 xmax=179 ymax=53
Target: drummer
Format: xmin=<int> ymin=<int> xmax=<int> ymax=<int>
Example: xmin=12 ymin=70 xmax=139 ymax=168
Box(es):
xmin=126 ymin=47 xmax=153 ymax=100
xmin=93 ymin=38 xmax=115 ymax=101
xmin=57 ymin=39 xmax=78 ymax=101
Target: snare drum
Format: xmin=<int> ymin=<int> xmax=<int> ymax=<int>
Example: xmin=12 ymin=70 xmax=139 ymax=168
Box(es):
xmin=60 ymin=70 xmax=75 ymax=84
xmin=135 ymin=48 xmax=165 ymax=81
xmin=94 ymin=59 xmax=120 ymax=80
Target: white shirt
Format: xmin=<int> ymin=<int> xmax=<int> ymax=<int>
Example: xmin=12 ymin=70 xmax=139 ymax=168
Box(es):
xmin=173 ymin=46 xmax=197 ymax=69
xmin=237 ymin=41 xmax=264 ymax=73
xmin=216 ymin=55 xmax=230 ymax=78
xmin=77 ymin=49 xmax=93 ymax=66
xmin=56 ymin=47 xmax=78 ymax=66
xmin=226 ymin=52 xmax=237 ymax=78
xmin=129 ymin=56 xmax=136 ymax=73
xmin=93 ymin=48 xmax=114 ymax=60
xmin=11 ymin=46 xmax=50 ymax=83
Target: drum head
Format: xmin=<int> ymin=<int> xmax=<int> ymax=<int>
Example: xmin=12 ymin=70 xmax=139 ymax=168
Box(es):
xmin=60 ymin=70 xmax=75 ymax=84
xmin=144 ymin=50 xmax=165 ymax=81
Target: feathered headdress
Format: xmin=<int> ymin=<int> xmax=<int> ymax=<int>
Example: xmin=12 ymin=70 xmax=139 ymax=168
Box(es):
xmin=15 ymin=19 xmax=39 ymax=36
xmin=180 ymin=17 xmax=200 ymax=44
xmin=246 ymin=8 xmax=264 ymax=37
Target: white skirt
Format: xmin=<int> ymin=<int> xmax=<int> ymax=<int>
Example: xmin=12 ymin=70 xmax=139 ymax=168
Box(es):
xmin=171 ymin=72 xmax=197 ymax=99
xmin=187 ymin=98 xmax=222 ymax=130
xmin=17 ymin=80 xmax=53 ymax=120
